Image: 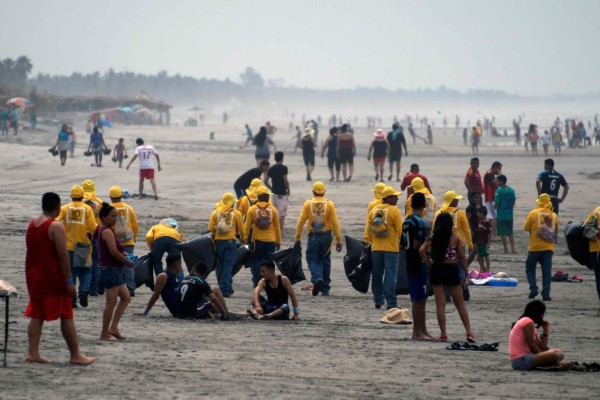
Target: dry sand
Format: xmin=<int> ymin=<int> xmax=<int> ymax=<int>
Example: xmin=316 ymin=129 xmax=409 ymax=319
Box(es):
xmin=1 ymin=117 xmax=599 ymax=399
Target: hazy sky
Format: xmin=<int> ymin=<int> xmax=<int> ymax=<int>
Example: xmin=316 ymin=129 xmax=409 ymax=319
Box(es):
xmin=3 ymin=0 xmax=599 ymax=96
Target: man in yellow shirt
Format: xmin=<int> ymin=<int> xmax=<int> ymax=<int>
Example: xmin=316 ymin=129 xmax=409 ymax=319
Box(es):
xmin=584 ymin=206 xmax=600 ymax=304
xmin=82 ymin=179 xmax=103 ymax=296
xmin=405 ymin=177 xmax=437 ymax=235
xmin=244 ymin=186 xmax=281 ymax=286
xmin=295 ymin=181 xmax=343 ymax=296
xmin=524 ymin=193 xmax=558 ymax=301
xmin=146 ymin=218 xmax=183 ymax=280
xmin=55 ymin=185 xmax=97 ymax=307
xmin=365 ymin=186 xmax=403 ymax=309
xmin=108 ymin=186 xmax=139 ymax=296
xmin=208 ymin=192 xmax=246 ymax=297
xmin=363 ymin=182 xmax=386 ymax=242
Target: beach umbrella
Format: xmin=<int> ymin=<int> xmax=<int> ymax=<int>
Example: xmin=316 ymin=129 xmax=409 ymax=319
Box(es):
xmin=7 ymin=97 xmax=33 ymax=108
xmin=120 ymin=106 xmax=134 ymax=113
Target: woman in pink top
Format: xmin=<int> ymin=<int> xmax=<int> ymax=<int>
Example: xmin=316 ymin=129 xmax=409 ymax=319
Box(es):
xmin=508 ymin=300 xmax=569 ymax=370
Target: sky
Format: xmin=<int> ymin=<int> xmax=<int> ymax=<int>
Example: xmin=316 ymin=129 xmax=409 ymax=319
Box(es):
xmin=2 ymin=0 xmax=599 ymax=96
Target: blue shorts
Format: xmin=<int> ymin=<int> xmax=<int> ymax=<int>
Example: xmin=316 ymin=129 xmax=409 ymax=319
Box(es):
xmin=99 ymin=267 xmax=125 ymax=290
xmin=257 ymin=295 xmax=290 ymax=320
xmin=408 ymin=265 xmax=429 ymax=302
xmin=511 ymin=354 xmax=535 ymax=371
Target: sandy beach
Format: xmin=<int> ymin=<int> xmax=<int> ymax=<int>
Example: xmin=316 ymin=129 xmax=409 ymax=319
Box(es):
xmin=1 ymin=116 xmax=599 ymax=399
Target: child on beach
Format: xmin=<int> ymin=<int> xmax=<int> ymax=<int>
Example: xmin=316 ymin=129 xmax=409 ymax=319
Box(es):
xmin=494 ymin=174 xmax=516 ymax=253
xmin=509 ymin=300 xmax=570 ymax=371
xmin=113 ymin=138 xmax=126 ymax=168
xmin=475 ymin=206 xmax=491 ymax=273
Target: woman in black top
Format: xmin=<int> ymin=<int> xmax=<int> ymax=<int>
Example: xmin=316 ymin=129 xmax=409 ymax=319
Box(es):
xmin=367 ymin=129 xmax=390 ymax=182
xmin=301 ymin=127 xmax=316 ymax=181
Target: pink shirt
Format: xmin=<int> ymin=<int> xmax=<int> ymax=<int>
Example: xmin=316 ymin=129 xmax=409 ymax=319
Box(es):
xmin=508 ymin=317 xmax=536 ymax=360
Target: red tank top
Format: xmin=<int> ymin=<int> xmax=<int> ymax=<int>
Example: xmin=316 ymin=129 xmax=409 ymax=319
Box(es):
xmin=96 ymin=225 xmax=125 ymax=268
xmin=25 ymin=218 xmax=68 ymax=298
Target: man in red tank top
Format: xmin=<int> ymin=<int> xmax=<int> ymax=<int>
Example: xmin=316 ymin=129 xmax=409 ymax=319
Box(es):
xmin=24 ymin=192 xmax=95 ymax=365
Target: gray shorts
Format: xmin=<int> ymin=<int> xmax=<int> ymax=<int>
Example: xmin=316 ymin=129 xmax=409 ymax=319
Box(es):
xmin=511 ymin=354 xmax=535 ymax=371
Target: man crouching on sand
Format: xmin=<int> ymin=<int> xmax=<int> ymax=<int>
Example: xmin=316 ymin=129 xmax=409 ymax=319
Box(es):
xmin=138 ymin=258 xmax=247 ymax=320
xmin=248 ymin=261 xmax=300 ymax=320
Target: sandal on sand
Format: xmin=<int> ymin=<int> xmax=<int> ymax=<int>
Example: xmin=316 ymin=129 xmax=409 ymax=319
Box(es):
xmin=466 ymin=333 xmax=476 ymax=343
xmin=109 ymin=332 xmax=126 ymax=340
xmin=437 ymin=336 xmax=448 ymax=342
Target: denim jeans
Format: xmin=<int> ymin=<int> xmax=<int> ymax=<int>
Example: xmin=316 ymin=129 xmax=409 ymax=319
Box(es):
xmin=216 ymin=239 xmax=237 ymax=295
xmin=250 ymin=240 xmax=276 ymax=286
xmin=306 ymin=232 xmax=333 ymax=294
xmin=151 ymin=236 xmax=181 ymax=276
xmin=525 ymin=250 xmax=553 ymax=299
xmin=371 ymin=251 xmax=399 ymax=308
xmin=121 ymin=245 xmax=135 ymax=293
xmin=591 ymin=252 xmax=600 ymax=301
xmin=89 ymin=239 xmax=100 ymax=294
xmin=68 ymin=250 xmax=92 ymax=294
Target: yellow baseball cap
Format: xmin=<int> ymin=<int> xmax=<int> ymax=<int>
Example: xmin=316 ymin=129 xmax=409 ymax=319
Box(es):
xmin=443 ymin=190 xmax=463 ymax=206
xmin=70 ymin=185 xmax=84 ymax=199
xmin=381 ymin=186 xmax=402 ymax=199
xmin=109 ymin=186 xmax=123 ymax=198
xmin=371 ymin=182 xmax=386 ymax=197
xmin=537 ymin=193 xmax=552 ymax=206
xmin=82 ymin=179 xmax=95 ymax=193
xmin=313 ymin=181 xmax=326 ymax=195
xmin=407 ymin=177 xmax=425 ymax=192
xmin=254 ymin=186 xmax=273 ymax=196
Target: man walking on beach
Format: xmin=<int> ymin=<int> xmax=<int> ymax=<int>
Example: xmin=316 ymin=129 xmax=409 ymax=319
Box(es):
xmin=25 ymin=192 xmax=96 ymax=365
xmin=265 ymin=151 xmax=290 ymax=234
xmin=126 ymin=138 xmax=161 ymax=200
xmin=400 ymin=164 xmax=432 ymax=198
xmin=387 ymin=123 xmax=408 ymax=181
xmin=295 ymin=181 xmax=343 ymax=296
xmin=536 ymin=159 xmax=569 ymax=215
xmin=483 ymin=161 xmax=502 ymax=241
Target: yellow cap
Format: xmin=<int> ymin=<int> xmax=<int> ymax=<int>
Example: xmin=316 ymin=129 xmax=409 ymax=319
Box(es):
xmin=537 ymin=193 xmax=552 ymax=206
xmin=109 ymin=186 xmax=123 ymax=198
xmin=443 ymin=190 xmax=463 ymax=206
xmin=313 ymin=181 xmax=326 ymax=195
xmin=381 ymin=186 xmax=402 ymax=199
xmin=220 ymin=192 xmax=237 ymax=207
xmin=70 ymin=185 xmax=84 ymax=199
xmin=254 ymin=186 xmax=273 ymax=196
xmin=371 ymin=182 xmax=386 ymax=199
xmin=82 ymin=179 xmax=95 ymax=193
xmin=407 ymin=177 xmax=425 ymax=192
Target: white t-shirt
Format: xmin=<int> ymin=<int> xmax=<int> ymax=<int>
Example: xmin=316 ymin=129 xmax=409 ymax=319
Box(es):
xmin=541 ymin=134 xmax=551 ymax=145
xmin=135 ymin=145 xmax=158 ymax=169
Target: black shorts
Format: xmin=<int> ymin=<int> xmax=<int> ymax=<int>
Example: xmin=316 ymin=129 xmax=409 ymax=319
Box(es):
xmin=338 ymin=148 xmax=354 ymax=165
xmin=327 ymin=156 xmax=341 ymax=171
xmin=430 ymin=263 xmax=461 ymax=287
xmin=303 ymin=152 xmax=315 ymax=166
xmin=389 ymin=152 xmax=401 ymax=162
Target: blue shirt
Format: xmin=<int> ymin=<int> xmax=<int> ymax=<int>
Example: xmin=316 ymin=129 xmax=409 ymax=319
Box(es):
xmin=537 ymin=169 xmax=567 ymax=199
xmin=58 ymin=130 xmax=70 ymax=142
xmin=160 ymin=270 xmax=180 ymax=317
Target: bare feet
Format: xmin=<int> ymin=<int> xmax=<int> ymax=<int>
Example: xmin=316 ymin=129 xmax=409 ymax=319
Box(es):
xmin=559 ymin=361 xmax=572 ymax=371
xmin=26 ymin=355 xmax=51 ymax=363
xmin=247 ymin=309 xmax=259 ymax=320
xmin=70 ymin=354 xmax=97 ymax=366
xmin=301 ymin=284 xmax=313 ymax=291
xmin=100 ymin=335 xmax=118 ymax=342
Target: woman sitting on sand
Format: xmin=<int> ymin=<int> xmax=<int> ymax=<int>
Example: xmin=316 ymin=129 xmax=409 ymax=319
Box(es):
xmin=508 ymin=300 xmax=570 ymax=371
xmin=95 ymin=202 xmax=134 ymax=341
xmin=419 ymin=212 xmax=475 ymax=342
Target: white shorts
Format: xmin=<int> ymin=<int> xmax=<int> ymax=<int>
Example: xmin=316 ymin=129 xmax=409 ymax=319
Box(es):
xmin=485 ymin=202 xmax=497 ymax=220
xmin=271 ymin=195 xmax=288 ymax=217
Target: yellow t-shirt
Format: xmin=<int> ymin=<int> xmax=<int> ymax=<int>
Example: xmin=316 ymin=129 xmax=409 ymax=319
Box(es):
xmin=55 ymin=201 xmax=98 ymax=251
xmin=433 ymin=207 xmax=473 ymax=249
xmin=523 ymin=208 xmax=558 ymax=252
xmin=295 ymin=196 xmax=342 ymax=243
xmin=111 ymin=201 xmax=139 ymax=246
xmin=366 ymin=203 xmax=403 ymax=252
xmin=209 ymin=208 xmax=246 ymax=242
xmin=363 ymin=198 xmax=382 ymax=242
xmin=145 ymin=224 xmax=183 ymax=250
xmin=244 ymin=201 xmax=281 ymax=244
xmin=585 ymin=207 xmax=600 ymax=252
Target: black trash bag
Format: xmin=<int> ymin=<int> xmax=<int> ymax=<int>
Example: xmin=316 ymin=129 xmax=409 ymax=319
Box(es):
xmin=271 ymin=245 xmax=306 ymax=285
xmin=135 ymin=253 xmax=154 ymax=290
xmin=176 ymin=232 xmax=217 ymax=274
xmin=215 ymin=243 xmax=250 ymax=280
xmin=346 ymin=244 xmax=372 ymax=294
xmin=344 ymin=235 xmax=366 ymax=279
xmin=564 ymin=222 xmax=592 ymax=269
xmin=395 ymin=250 xmax=409 ymax=295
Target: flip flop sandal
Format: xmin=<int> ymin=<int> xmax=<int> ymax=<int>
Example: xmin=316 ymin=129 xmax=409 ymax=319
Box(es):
xmin=476 ymin=343 xmax=499 ymax=352
xmin=446 ymin=342 xmax=465 ymax=350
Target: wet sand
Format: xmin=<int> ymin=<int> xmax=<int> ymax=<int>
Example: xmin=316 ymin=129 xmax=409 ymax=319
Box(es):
xmin=1 ymin=117 xmax=599 ymax=399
